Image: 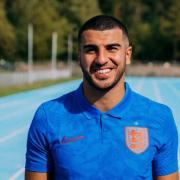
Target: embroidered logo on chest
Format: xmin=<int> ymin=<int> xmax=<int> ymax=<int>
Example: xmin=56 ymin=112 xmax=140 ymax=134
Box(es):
xmin=125 ymin=127 xmax=149 ymax=154
xmin=61 ymin=135 xmax=85 ymax=144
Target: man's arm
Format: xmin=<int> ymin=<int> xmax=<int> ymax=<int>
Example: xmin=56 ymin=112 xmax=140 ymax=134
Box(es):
xmin=152 ymin=107 xmax=179 ymax=179
xmin=25 ymin=105 xmax=53 ymax=178
xmin=25 ymin=171 xmax=50 ymax=180
xmin=156 ymin=172 xmax=179 ymax=180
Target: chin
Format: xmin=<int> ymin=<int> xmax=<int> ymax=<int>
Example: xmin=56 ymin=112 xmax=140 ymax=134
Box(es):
xmin=90 ymin=78 xmax=121 ymax=91
xmin=82 ymin=68 xmax=124 ymax=91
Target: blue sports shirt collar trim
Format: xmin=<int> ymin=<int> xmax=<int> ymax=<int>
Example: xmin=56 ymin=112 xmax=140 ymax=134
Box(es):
xmin=75 ymin=82 xmax=133 ymax=119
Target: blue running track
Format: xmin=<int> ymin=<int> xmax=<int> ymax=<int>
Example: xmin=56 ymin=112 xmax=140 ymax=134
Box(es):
xmin=0 ymin=77 xmax=179 ymax=179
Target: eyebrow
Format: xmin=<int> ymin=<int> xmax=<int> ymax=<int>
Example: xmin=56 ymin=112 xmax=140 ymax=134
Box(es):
xmin=83 ymin=44 xmax=97 ymax=49
xmin=106 ymin=43 xmax=121 ymax=48
xmin=83 ymin=43 xmax=121 ymax=49
xmin=81 ymin=45 xmax=97 ymax=53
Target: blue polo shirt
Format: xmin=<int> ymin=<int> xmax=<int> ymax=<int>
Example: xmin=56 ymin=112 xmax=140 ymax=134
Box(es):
xmin=25 ymin=82 xmax=178 ymax=179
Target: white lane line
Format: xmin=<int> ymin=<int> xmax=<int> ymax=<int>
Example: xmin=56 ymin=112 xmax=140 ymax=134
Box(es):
xmin=0 ymin=96 xmax=46 ymax=111
xmin=0 ymin=92 xmax=47 ymax=109
xmin=0 ymin=94 xmax=48 ymax=110
xmin=152 ymin=81 xmax=163 ymax=103
xmin=9 ymin=167 xmax=25 ymax=180
xmin=0 ymin=83 xmax=75 ymax=109
xmin=0 ymin=99 xmax=31 ymax=109
xmin=0 ymin=104 xmax=38 ymax=122
xmin=167 ymin=84 xmax=180 ymax=99
xmin=0 ymin=125 xmax=29 ymax=143
xmin=160 ymin=79 xmax=180 ymax=100
xmin=135 ymin=77 xmax=144 ymax=92
xmin=0 ymin=88 xmax=56 ymax=109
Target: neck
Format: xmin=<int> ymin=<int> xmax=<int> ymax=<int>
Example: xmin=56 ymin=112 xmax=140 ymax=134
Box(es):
xmin=83 ymin=78 xmax=126 ymax=112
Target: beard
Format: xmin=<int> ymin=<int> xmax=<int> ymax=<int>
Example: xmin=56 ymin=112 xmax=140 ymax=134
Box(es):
xmin=80 ymin=60 xmax=126 ymax=92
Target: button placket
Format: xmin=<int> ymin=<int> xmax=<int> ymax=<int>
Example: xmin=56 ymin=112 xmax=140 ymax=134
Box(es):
xmin=100 ymin=114 xmax=111 ymax=145
xmin=102 ymin=114 xmax=110 ymax=132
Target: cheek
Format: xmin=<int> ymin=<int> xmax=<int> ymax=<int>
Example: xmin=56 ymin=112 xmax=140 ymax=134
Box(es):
xmin=80 ymin=55 xmax=93 ymax=69
xmin=111 ymin=54 xmax=126 ymax=66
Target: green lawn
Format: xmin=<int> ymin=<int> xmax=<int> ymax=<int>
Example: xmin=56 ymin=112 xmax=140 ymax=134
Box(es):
xmin=0 ymin=77 xmax=80 ymax=97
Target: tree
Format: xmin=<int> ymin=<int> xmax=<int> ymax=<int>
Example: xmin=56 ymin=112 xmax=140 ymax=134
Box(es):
xmin=56 ymin=0 xmax=101 ymax=59
xmin=3 ymin=0 xmax=179 ymax=62
xmin=5 ymin=0 xmax=101 ymax=61
xmin=57 ymin=0 xmax=101 ymax=26
xmin=98 ymin=0 xmax=115 ymax=15
xmin=6 ymin=0 xmax=71 ymax=61
xmin=114 ymin=0 xmax=152 ymax=60
xmin=159 ymin=0 xmax=180 ymax=62
xmin=0 ymin=1 xmax=16 ymax=61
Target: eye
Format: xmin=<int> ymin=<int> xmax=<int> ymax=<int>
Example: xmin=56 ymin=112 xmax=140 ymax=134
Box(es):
xmin=83 ymin=45 xmax=97 ymax=54
xmin=107 ymin=45 xmax=119 ymax=52
xmin=85 ymin=48 xmax=96 ymax=54
xmin=106 ymin=44 xmax=121 ymax=52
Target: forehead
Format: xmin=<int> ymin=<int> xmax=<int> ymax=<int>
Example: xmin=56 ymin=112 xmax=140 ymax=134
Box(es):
xmin=81 ymin=29 xmax=124 ymax=45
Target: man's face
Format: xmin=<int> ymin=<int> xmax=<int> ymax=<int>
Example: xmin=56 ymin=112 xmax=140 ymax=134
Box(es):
xmin=79 ymin=28 xmax=132 ymax=91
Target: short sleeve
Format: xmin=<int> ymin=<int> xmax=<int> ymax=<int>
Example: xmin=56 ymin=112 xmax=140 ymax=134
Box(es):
xmin=25 ymin=104 xmax=53 ymax=172
xmin=153 ymin=107 xmax=179 ymax=176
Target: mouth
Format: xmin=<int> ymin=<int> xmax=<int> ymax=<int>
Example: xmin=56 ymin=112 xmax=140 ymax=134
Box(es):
xmin=93 ymin=67 xmax=113 ymax=79
xmin=96 ymin=68 xmax=111 ymax=74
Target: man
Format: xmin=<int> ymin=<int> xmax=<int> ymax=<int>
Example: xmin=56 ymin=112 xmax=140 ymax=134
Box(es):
xmin=25 ymin=15 xmax=179 ymax=180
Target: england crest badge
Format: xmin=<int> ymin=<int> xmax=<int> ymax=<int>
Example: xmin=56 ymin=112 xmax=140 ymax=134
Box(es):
xmin=125 ymin=127 xmax=149 ymax=154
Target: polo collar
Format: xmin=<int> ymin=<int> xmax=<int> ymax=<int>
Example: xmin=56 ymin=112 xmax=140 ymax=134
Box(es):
xmin=75 ymin=82 xmax=133 ymax=120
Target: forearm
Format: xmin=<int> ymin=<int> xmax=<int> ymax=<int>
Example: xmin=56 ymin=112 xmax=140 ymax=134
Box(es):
xmin=155 ymin=171 xmax=179 ymax=180
xmin=25 ymin=171 xmax=50 ymax=180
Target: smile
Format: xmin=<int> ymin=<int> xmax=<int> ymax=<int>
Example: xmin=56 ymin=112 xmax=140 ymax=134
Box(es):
xmin=97 ymin=69 xmax=111 ymax=74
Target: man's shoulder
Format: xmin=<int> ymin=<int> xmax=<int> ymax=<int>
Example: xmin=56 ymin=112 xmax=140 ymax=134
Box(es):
xmin=30 ymin=89 xmax=79 ymax=133
xmin=132 ymin=90 xmax=172 ymax=117
xmin=40 ymin=89 xmax=77 ymax=113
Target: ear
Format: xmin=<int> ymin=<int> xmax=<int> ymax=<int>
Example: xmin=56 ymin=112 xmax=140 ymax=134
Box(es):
xmin=126 ymin=46 xmax=132 ymax=65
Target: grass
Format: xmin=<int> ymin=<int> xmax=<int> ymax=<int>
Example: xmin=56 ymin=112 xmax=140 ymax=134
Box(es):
xmin=0 ymin=76 xmax=81 ymax=97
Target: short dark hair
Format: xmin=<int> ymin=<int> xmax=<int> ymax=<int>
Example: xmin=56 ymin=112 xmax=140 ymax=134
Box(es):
xmin=78 ymin=15 xmax=129 ymax=44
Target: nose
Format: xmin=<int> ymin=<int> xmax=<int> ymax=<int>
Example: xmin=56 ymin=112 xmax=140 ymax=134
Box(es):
xmin=95 ymin=49 xmax=108 ymax=65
